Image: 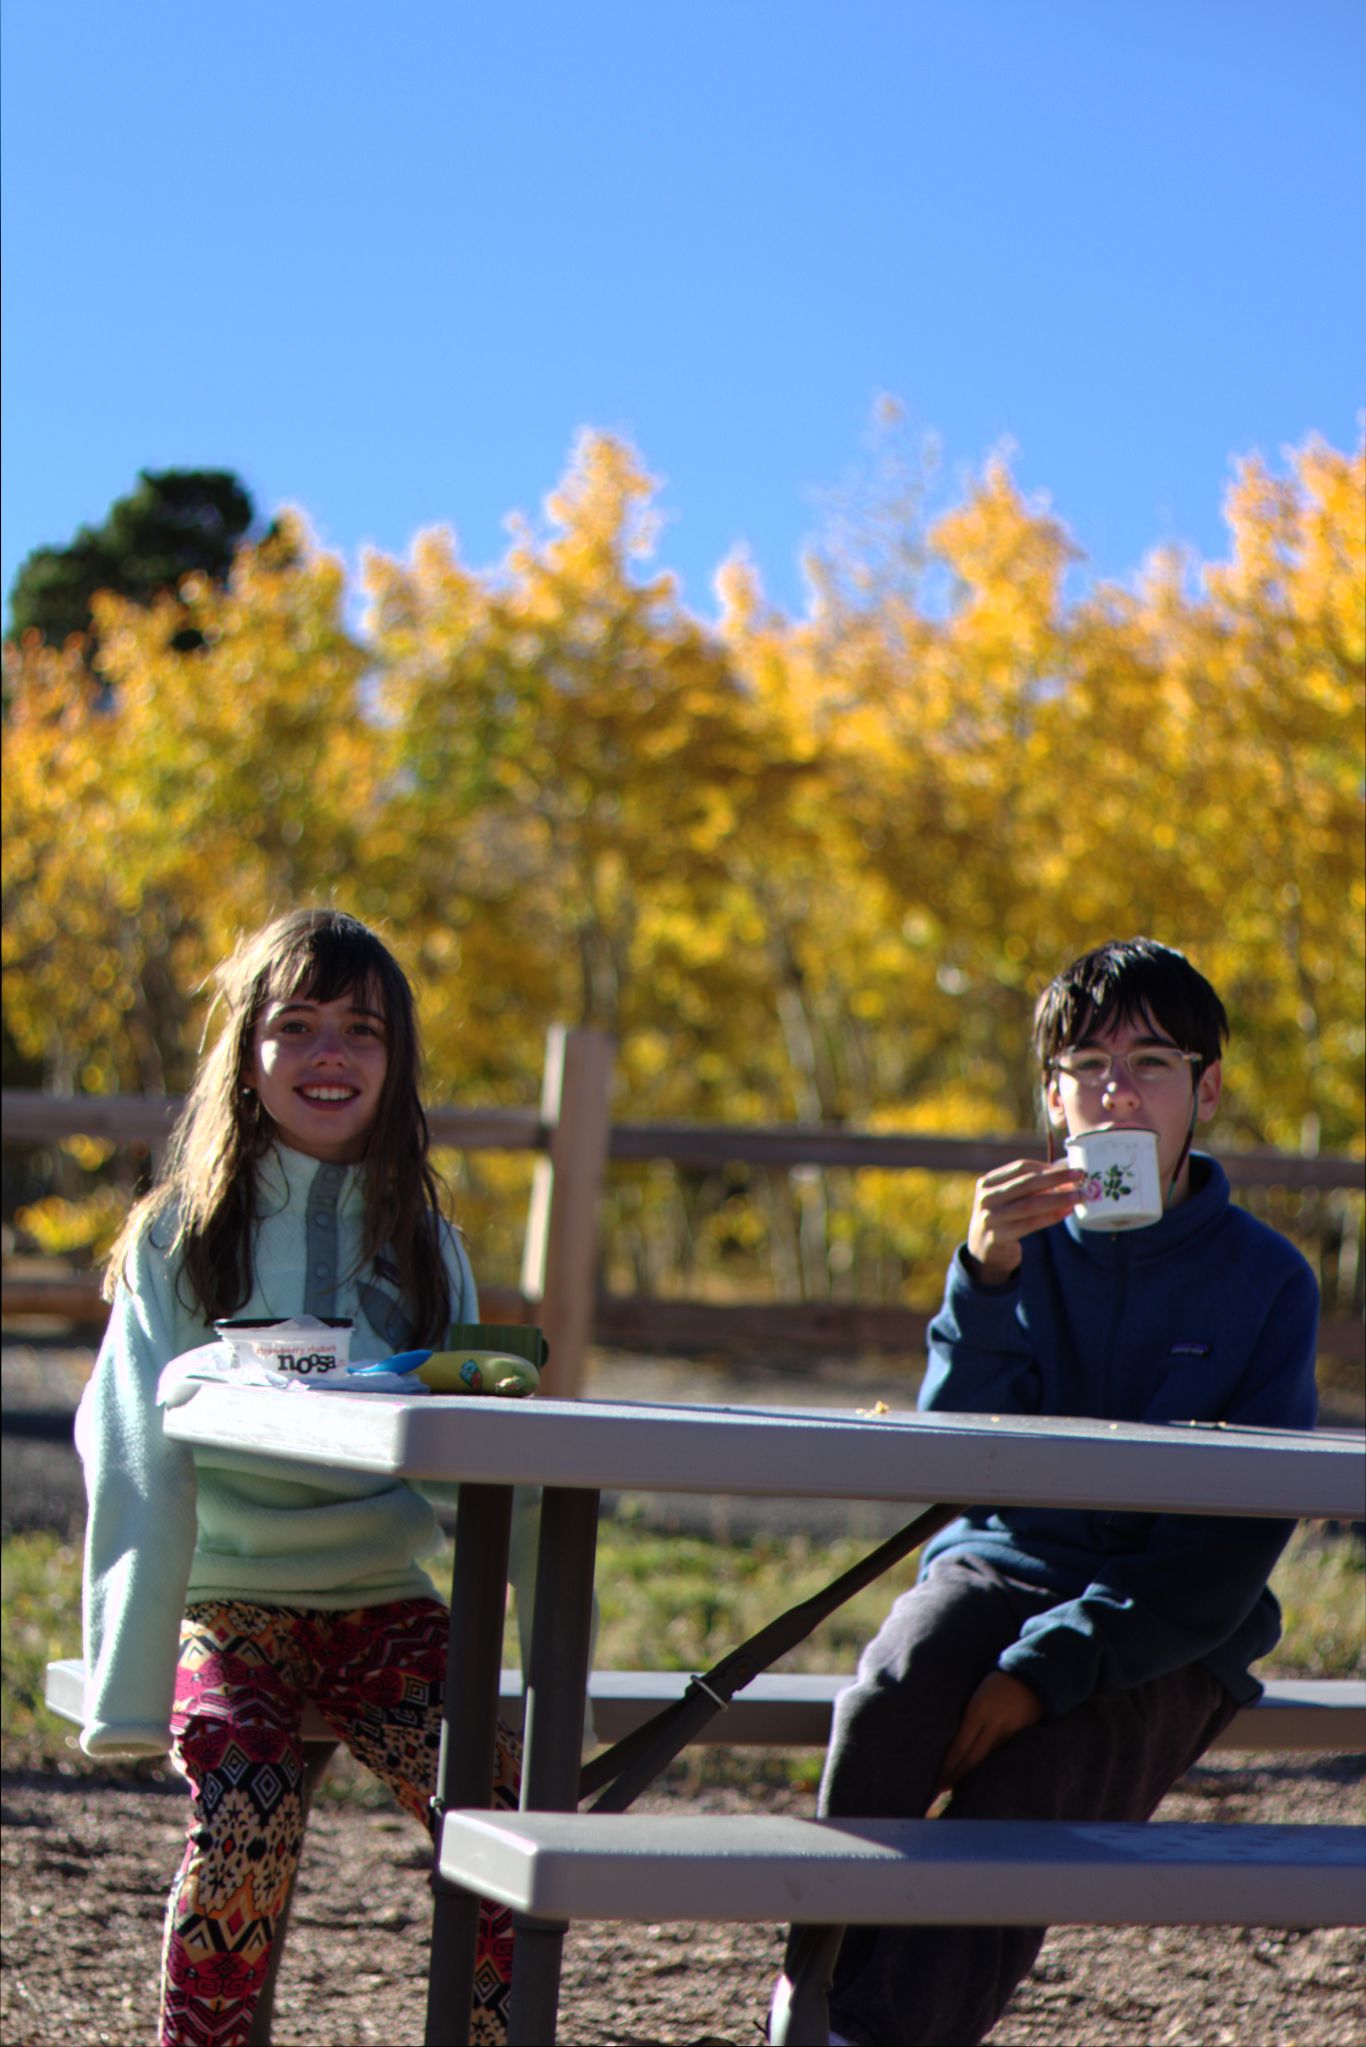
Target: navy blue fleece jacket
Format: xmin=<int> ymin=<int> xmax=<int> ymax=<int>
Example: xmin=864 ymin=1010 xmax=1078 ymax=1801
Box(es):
xmin=919 ymin=1154 xmax=1319 ymax=1718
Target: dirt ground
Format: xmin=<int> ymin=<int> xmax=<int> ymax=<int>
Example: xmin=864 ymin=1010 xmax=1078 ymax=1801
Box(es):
xmin=3 ymin=1338 xmax=1363 ymax=2045
xmin=3 ymin=1744 xmax=1364 ymax=2046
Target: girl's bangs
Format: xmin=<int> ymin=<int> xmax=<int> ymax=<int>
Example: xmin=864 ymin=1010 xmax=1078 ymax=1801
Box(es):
xmin=263 ymin=927 xmax=394 ymax=1019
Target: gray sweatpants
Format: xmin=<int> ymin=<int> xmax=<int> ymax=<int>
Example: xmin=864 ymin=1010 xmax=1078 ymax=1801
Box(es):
xmin=795 ymin=1550 xmax=1239 ymax=2047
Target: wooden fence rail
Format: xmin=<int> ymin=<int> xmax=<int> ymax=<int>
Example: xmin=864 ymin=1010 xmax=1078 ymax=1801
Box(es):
xmin=0 ymin=1092 xmax=548 ymax=1154
xmin=608 ymin=1121 xmax=1366 ymax=1193
xmin=4 ymin=1062 xmax=1364 ymax=1383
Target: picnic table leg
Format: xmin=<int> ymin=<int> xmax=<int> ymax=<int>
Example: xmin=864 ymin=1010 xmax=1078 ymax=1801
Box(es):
xmin=507 ymin=1482 xmax=601 ymax=2046
xmin=425 ymin=1482 xmax=515 ymax=2047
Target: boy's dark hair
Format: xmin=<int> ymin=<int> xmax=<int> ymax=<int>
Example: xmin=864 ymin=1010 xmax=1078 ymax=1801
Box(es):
xmin=1033 ymin=939 xmax=1229 ymax=1077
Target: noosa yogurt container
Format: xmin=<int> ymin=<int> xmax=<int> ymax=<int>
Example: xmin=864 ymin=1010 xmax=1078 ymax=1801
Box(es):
xmin=1064 ymin=1124 xmax=1163 ymax=1231
xmin=213 ymin=1316 xmax=353 ymax=1380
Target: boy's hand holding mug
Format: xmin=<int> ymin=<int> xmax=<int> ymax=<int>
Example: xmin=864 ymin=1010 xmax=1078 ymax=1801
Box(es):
xmin=965 ymin=1160 xmax=1086 ymax=1285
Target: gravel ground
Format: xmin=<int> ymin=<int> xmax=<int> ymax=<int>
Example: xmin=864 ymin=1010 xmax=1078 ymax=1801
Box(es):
xmin=4 ymin=1335 xmax=1363 ymax=2045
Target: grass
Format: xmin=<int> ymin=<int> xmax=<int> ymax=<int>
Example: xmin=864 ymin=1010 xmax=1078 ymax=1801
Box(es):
xmin=4 ymin=1515 xmax=1361 ymax=1783
xmin=1271 ymin=1520 xmax=1366 ymax=1677
xmin=1 ymin=1530 xmax=89 ymax=1773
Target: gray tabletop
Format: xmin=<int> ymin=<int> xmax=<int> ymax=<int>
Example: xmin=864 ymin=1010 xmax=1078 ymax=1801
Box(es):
xmin=163 ymin=1385 xmax=1364 ymax=1521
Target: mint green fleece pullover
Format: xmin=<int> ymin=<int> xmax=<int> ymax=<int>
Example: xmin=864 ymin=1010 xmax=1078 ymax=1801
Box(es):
xmin=79 ymin=1145 xmax=495 ymax=1758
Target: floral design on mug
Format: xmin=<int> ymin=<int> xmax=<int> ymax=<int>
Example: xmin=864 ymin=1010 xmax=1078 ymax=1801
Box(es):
xmin=1101 ymin=1163 xmax=1135 ymax=1201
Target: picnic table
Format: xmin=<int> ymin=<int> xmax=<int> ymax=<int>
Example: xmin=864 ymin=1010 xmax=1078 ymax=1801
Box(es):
xmin=162 ymin=1385 xmax=1365 ymax=2044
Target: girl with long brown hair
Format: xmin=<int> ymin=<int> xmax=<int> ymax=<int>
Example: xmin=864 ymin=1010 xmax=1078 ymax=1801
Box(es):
xmin=81 ymin=908 xmax=520 ymax=2046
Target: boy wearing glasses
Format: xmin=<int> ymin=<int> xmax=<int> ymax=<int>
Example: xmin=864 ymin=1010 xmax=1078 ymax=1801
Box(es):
xmin=773 ymin=938 xmax=1319 ymax=2047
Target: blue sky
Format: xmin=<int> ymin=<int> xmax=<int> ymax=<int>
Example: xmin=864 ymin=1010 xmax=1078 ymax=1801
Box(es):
xmin=3 ymin=0 xmax=1363 ymax=627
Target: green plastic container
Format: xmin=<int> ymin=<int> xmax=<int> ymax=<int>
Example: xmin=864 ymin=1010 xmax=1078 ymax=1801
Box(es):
xmin=446 ymin=1322 xmax=548 ymax=1371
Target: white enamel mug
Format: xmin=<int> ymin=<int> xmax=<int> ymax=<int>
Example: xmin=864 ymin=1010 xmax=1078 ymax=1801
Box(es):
xmin=1064 ymin=1123 xmax=1163 ymax=1231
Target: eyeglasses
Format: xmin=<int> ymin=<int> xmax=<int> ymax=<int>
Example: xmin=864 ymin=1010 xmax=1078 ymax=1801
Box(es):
xmin=1052 ymin=1046 xmax=1201 ymax=1089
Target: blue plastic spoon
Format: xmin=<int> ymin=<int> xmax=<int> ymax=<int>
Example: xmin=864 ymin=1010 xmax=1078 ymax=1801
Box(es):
xmin=348 ymin=1349 xmax=433 ymax=1377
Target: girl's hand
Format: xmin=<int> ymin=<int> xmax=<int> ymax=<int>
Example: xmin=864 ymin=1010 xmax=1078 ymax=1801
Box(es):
xmin=965 ymin=1160 xmax=1085 ymax=1284
xmin=935 ymin=1671 xmax=1044 ymax=1797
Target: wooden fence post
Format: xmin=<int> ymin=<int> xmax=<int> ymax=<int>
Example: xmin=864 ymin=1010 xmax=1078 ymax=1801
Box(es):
xmin=519 ymin=1027 xmax=616 ymax=1399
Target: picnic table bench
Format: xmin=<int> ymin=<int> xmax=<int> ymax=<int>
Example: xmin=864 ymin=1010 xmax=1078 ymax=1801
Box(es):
xmin=438 ymin=1806 xmax=1365 ymax=1929
xmin=44 ymin=1656 xmax=1366 ymax=1754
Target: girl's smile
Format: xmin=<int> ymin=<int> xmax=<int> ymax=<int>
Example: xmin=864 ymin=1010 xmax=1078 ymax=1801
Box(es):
xmin=250 ymin=991 xmax=389 ymax=1163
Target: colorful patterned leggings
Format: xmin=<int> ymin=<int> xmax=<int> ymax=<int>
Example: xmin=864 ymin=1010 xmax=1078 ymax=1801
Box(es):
xmin=164 ymin=1598 xmax=520 ymax=2047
